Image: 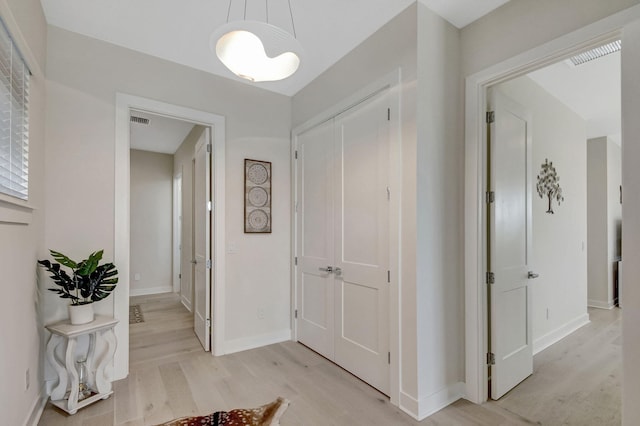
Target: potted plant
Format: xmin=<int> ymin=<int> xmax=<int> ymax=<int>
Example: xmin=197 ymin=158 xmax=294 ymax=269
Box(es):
xmin=38 ymin=249 xmax=118 ymax=325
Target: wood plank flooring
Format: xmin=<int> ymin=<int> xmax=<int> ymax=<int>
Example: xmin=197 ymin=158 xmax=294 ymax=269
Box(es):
xmin=39 ymin=294 xmax=620 ymax=425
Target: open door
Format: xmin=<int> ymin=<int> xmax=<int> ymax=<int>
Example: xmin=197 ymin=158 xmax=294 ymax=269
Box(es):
xmin=488 ymin=88 xmax=536 ymax=399
xmin=194 ymin=128 xmax=212 ymax=351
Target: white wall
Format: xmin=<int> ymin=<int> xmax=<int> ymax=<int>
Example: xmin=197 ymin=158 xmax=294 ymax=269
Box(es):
xmin=498 ymin=76 xmax=589 ymax=352
xmin=621 ymin=20 xmax=640 ymax=423
xmin=44 ymin=25 xmax=292 ymax=380
xmin=415 ymin=2 xmax=464 ymax=418
xmin=587 ymin=136 xmax=621 ymax=308
xmin=173 ymin=125 xmax=205 ymax=310
xmin=130 ymin=149 xmax=174 ymax=296
xmin=0 ymin=0 xmax=47 ymax=424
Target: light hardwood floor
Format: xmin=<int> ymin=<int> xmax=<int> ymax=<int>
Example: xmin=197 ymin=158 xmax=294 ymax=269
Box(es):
xmin=39 ymin=294 xmax=620 ymax=425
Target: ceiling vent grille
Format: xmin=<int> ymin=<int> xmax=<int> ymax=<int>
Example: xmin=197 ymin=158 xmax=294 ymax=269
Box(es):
xmin=569 ymin=40 xmax=621 ymax=66
xmin=130 ymin=115 xmax=150 ymax=125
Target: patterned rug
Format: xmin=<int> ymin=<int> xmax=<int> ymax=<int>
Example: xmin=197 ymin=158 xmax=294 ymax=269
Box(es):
xmin=129 ymin=304 xmax=144 ymax=324
xmin=156 ymin=397 xmax=290 ymax=426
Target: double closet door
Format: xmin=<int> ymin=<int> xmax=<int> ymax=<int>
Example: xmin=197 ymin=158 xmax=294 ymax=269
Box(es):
xmin=295 ymin=88 xmax=391 ymax=394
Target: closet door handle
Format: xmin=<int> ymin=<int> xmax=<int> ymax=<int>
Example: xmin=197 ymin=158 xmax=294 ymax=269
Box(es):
xmin=528 ymin=271 xmax=539 ymax=279
xmin=319 ymin=266 xmax=333 ymax=273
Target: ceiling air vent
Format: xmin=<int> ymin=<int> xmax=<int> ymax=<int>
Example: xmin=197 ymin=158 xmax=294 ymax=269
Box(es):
xmin=130 ymin=115 xmax=150 ymax=125
xmin=569 ymin=40 xmax=621 ymax=66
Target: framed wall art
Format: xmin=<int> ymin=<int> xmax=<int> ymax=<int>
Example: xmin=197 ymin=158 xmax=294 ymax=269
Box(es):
xmin=244 ymin=159 xmax=272 ymax=233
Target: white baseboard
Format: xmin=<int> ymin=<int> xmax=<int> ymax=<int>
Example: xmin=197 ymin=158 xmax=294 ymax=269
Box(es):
xmin=533 ymin=313 xmax=590 ymax=355
xmin=224 ymin=329 xmax=292 ymax=355
xmin=23 ymin=385 xmax=47 ymax=426
xmin=129 ymin=285 xmax=173 ymax=297
xmin=587 ymin=299 xmax=614 ymax=310
xmin=399 ymin=382 xmax=465 ymax=420
xmin=181 ymin=296 xmax=193 ymax=312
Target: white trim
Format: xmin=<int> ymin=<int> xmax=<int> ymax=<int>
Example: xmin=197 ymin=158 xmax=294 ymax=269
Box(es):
xmin=533 ymin=313 xmax=590 ymax=355
xmin=291 ymin=69 xmax=402 ymax=407
xmin=464 ymin=5 xmax=640 ymax=404
xmin=129 ymin=286 xmax=173 ymax=297
xmin=115 ymin=93 xmax=226 ymax=380
xmin=224 ymin=329 xmax=292 ymax=355
xmin=181 ymin=296 xmax=193 ymax=313
xmin=399 ymin=383 xmax=465 ymax=421
xmin=172 ymin=173 xmax=182 ymax=293
xmin=23 ymin=386 xmax=47 ymax=426
xmin=587 ymin=299 xmax=615 ymax=310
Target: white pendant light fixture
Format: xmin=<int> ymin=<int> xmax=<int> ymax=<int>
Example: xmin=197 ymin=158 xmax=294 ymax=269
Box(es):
xmin=211 ymin=0 xmax=303 ymax=82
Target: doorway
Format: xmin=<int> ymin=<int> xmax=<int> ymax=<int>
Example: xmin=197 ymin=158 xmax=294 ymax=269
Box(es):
xmin=463 ymin=15 xmax=633 ymax=406
xmin=113 ymin=94 xmax=226 ymax=379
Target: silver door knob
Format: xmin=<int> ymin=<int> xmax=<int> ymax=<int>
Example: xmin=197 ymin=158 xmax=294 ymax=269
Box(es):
xmin=319 ymin=266 xmax=333 ymax=273
xmin=528 ymin=271 xmax=539 ymax=279
xmin=334 ymin=267 xmax=342 ymax=277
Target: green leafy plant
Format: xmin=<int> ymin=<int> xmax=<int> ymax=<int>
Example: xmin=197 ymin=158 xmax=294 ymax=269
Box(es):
xmin=38 ymin=249 xmax=118 ymax=305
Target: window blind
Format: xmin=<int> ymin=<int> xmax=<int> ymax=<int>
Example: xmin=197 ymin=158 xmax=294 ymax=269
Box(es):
xmin=0 ymin=19 xmax=29 ymax=201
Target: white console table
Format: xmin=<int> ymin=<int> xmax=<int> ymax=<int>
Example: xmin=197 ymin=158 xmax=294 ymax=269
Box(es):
xmin=45 ymin=315 xmax=118 ymax=414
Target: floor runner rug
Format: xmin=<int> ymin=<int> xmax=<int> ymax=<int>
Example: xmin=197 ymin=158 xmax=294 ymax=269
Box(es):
xmin=156 ymin=397 xmax=290 ymax=426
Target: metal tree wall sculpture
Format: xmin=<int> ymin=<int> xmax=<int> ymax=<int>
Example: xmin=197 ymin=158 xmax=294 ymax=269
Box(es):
xmin=536 ymin=158 xmax=564 ymax=214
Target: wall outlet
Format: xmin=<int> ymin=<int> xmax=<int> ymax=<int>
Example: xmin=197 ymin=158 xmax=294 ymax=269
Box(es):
xmin=25 ymin=368 xmax=29 ymax=391
xmin=134 ymin=273 xmax=141 ymax=281
xmin=257 ymin=307 xmax=265 ymax=320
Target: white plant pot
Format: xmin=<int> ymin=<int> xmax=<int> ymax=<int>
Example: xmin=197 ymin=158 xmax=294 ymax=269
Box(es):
xmin=68 ymin=304 xmax=94 ymax=325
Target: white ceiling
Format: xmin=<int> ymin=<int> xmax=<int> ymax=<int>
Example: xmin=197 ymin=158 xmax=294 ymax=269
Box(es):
xmin=39 ymin=0 xmax=510 ymax=96
xmin=130 ymin=111 xmax=195 ymax=154
xmin=528 ymin=51 xmax=621 ymax=143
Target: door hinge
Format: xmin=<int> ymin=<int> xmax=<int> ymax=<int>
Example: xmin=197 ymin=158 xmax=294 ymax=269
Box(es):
xmin=486 ymin=191 xmax=495 ymax=204
xmin=206 ymin=259 xmax=212 ymax=269
xmin=179 ymin=273 xmax=181 ymax=279
xmin=486 ymin=271 xmax=495 ymax=285
xmin=295 ymin=150 xmax=298 ymax=160
xmin=207 ymin=200 xmax=212 ymax=211
xmin=486 ymin=111 xmax=495 ymax=124
xmin=386 ymin=186 xmax=391 ymax=201
xmin=387 ymin=108 xmax=391 ymax=121
xmin=206 ymin=143 xmax=212 ymax=153
xmin=388 ymin=352 xmax=391 ymax=364
xmin=206 ymin=318 xmax=211 ymax=327
xmin=294 ymin=309 xmax=298 ymax=319
xmin=294 ymin=256 xmax=298 ymax=266
xmin=387 ymin=270 xmax=391 ymax=283
xmin=487 ymin=352 xmax=495 ymax=365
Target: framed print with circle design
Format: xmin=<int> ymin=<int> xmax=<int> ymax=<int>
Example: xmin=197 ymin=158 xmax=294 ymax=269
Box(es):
xmin=245 ymin=159 xmax=272 ymax=233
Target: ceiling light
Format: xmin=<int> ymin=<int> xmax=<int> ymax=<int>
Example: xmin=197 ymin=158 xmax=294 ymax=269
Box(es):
xmin=569 ymin=40 xmax=621 ymax=66
xmin=211 ymin=1 xmax=303 ymax=82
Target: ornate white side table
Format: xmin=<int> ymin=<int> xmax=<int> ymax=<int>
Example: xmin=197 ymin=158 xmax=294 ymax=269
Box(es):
xmin=45 ymin=315 xmax=118 ymax=414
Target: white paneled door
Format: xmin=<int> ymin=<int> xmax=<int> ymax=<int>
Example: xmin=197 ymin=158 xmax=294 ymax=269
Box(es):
xmin=296 ymin=89 xmax=390 ymax=394
xmin=488 ymin=89 xmax=535 ymax=399
xmin=194 ymin=128 xmax=212 ymax=351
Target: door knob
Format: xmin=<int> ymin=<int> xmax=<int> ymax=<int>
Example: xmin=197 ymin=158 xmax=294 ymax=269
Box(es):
xmin=191 ymin=259 xmax=197 ymax=264
xmin=319 ymin=266 xmax=333 ymax=273
xmin=334 ymin=267 xmax=342 ymax=277
xmin=528 ymin=271 xmax=539 ymax=279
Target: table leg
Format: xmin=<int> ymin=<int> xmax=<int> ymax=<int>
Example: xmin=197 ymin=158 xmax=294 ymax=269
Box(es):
xmin=95 ymin=327 xmax=117 ymax=394
xmin=47 ymin=334 xmax=67 ymax=401
xmin=65 ymin=337 xmax=79 ymax=414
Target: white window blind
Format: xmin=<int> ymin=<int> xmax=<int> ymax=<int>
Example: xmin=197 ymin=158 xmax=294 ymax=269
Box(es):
xmin=0 ymin=19 xmax=29 ymax=200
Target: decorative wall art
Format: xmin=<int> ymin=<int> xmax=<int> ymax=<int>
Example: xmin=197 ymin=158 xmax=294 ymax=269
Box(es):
xmin=536 ymin=158 xmax=565 ymax=214
xmin=244 ymin=159 xmax=272 ymax=233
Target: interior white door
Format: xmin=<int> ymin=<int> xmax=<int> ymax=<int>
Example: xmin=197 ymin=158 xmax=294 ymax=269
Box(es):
xmin=333 ymin=90 xmax=390 ymax=394
xmin=488 ymin=88 xmax=534 ymax=399
xmin=295 ymin=88 xmax=391 ymax=395
xmin=194 ymin=128 xmax=212 ymax=351
xmin=296 ymin=119 xmax=335 ymax=359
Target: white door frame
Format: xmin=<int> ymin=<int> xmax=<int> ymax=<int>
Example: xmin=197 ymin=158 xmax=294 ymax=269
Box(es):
xmin=114 ymin=94 xmax=226 ymax=379
xmin=291 ymin=69 xmax=402 ymax=405
xmin=173 ymin=171 xmax=183 ymax=293
xmin=464 ymin=7 xmax=640 ymax=404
